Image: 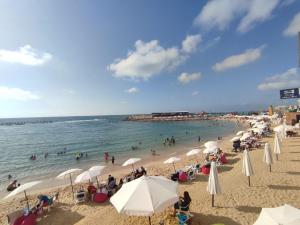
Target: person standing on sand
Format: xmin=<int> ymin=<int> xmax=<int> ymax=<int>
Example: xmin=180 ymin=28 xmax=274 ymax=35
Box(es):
xmin=198 ymin=136 xmax=201 ymax=142
xmin=112 ymin=156 xmax=115 ymax=164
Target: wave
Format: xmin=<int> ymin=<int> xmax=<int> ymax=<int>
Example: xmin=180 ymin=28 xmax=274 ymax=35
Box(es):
xmin=59 ymin=118 xmax=103 ymax=123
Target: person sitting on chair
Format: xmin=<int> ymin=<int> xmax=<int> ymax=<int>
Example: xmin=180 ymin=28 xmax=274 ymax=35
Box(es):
xmin=36 ymin=195 xmax=51 ymax=210
xmin=173 ymin=191 xmax=191 ymax=216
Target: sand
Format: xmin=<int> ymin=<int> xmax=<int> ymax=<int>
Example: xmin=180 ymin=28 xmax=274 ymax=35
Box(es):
xmin=1 ymin=124 xmax=300 ymax=225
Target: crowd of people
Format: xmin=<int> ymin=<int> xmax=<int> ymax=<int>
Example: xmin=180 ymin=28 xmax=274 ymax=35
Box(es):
xmin=163 ymin=136 xmax=176 ymax=146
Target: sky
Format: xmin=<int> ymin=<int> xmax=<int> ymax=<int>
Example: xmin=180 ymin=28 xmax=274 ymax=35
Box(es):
xmin=0 ymin=0 xmax=300 ymax=118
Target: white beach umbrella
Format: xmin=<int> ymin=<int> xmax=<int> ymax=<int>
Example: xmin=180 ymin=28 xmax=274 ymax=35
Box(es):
xmin=164 ymin=157 xmax=181 ymax=172
xmin=253 ymin=204 xmax=300 ymax=225
xmin=89 ymin=165 xmax=106 ymax=187
xmin=203 ymin=146 xmax=218 ymax=154
xmin=207 ymin=161 xmax=221 ymax=207
xmin=274 ymin=133 xmax=281 ymax=160
xmin=57 ymin=168 xmax=82 ymax=199
xmin=263 ymin=143 xmax=273 ymax=172
xmin=110 ymin=175 xmax=178 ymax=225
xmin=204 ymin=141 xmax=218 ymax=148
xmin=231 ymin=136 xmax=240 ymax=142
xmin=186 ymin=148 xmax=201 ymax=156
xmin=236 ymin=131 xmax=244 ymax=136
xmin=74 ymin=171 xmax=92 ymax=184
xmin=240 ymin=133 xmax=251 ymax=141
xmin=122 ymin=158 xmax=141 ymax=171
xmin=4 ymin=181 xmax=42 ymax=210
xmin=242 ymin=150 xmax=254 ymax=186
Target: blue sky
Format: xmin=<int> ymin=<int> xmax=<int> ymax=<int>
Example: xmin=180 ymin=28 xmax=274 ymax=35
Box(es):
xmin=0 ymin=0 xmax=300 ymax=118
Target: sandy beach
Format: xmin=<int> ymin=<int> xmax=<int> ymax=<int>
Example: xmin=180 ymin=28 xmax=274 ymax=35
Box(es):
xmin=1 ymin=123 xmax=300 ymax=225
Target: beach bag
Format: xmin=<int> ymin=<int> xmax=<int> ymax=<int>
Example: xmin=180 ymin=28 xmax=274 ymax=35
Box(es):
xmin=93 ymin=193 xmax=108 ymax=203
xmin=201 ymin=165 xmax=210 ymax=175
xmin=178 ymin=172 xmax=188 ymax=182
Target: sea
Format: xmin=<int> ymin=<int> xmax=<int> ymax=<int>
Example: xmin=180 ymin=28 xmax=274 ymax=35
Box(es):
xmin=0 ymin=115 xmax=242 ymax=193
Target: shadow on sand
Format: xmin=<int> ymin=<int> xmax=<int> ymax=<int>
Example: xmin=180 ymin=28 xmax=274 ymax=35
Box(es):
xmin=236 ymin=205 xmax=261 ymax=214
xmin=227 ymin=158 xmax=241 ymax=165
xmin=218 ymin=166 xmax=234 ymax=173
xmin=290 ymin=160 xmax=300 ymax=162
xmin=190 ymin=212 xmax=240 ymax=225
xmin=286 ymin=171 xmax=300 ymax=175
xmin=268 ymin=185 xmax=300 ymax=191
xmin=38 ymin=203 xmax=84 ymax=225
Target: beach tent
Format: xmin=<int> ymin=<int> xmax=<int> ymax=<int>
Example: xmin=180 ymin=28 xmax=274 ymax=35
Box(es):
xmin=89 ymin=165 xmax=106 ymax=187
xmin=253 ymin=204 xmax=300 ymax=225
xmin=122 ymin=158 xmax=141 ymax=171
xmin=242 ymin=150 xmax=254 ymax=186
xmin=4 ymin=181 xmax=42 ymax=211
xmin=164 ymin=157 xmax=181 ymax=172
xmin=110 ymin=175 xmax=178 ymax=225
xmin=263 ymin=143 xmax=273 ymax=172
xmin=231 ymin=137 xmax=240 ymax=142
xmin=236 ymin=131 xmax=244 ymax=136
xmin=57 ymin=168 xmax=82 ymax=199
xmin=207 ymin=162 xmax=221 ymax=207
xmin=274 ymin=133 xmax=281 ymax=160
xmin=204 ymin=141 xmax=218 ymax=148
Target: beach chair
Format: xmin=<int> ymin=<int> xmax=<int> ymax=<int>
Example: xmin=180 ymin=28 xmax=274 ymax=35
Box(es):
xmin=74 ymin=190 xmax=86 ymax=203
xmin=187 ymin=170 xmax=196 ymax=180
xmin=41 ymin=192 xmax=59 ymax=212
xmin=176 ymin=212 xmax=193 ymax=225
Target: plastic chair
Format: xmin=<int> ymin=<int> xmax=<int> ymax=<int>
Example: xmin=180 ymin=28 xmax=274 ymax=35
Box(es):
xmin=176 ymin=212 xmax=193 ymax=225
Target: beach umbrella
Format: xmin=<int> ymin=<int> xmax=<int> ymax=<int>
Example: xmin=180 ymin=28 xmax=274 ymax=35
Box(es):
xmin=89 ymin=165 xmax=106 ymax=187
xmin=236 ymin=131 xmax=244 ymax=136
xmin=263 ymin=143 xmax=273 ymax=172
xmin=4 ymin=181 xmax=42 ymax=211
xmin=204 ymin=141 xmax=218 ymax=148
xmin=240 ymin=133 xmax=251 ymax=141
xmin=203 ymin=146 xmax=218 ymax=154
xmin=186 ymin=148 xmax=201 ymax=156
xmin=74 ymin=171 xmax=92 ymax=184
xmin=231 ymin=136 xmax=240 ymax=142
xmin=242 ymin=150 xmax=254 ymax=186
xmin=253 ymin=204 xmax=300 ymax=225
xmin=164 ymin=157 xmax=181 ymax=172
xmin=57 ymin=168 xmax=82 ymax=199
xmin=110 ymin=175 xmax=178 ymax=225
xmin=207 ymin=161 xmax=221 ymax=207
xmin=274 ymin=133 xmax=281 ymax=160
xmin=122 ymin=158 xmax=141 ymax=171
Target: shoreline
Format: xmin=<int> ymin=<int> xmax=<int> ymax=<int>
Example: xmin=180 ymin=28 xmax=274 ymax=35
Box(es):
xmin=0 ymin=118 xmax=246 ymax=200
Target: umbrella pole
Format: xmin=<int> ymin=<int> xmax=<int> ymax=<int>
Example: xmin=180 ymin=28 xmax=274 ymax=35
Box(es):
xmin=248 ymin=176 xmax=251 ymax=187
xmin=211 ymin=194 xmax=214 ymax=207
xmin=269 ymin=165 xmax=271 ymax=173
xmin=173 ymin=162 xmax=176 ymax=173
xmin=96 ymin=177 xmax=100 ymax=189
xmin=148 ymin=216 xmax=151 ymax=225
xmin=70 ymin=173 xmax=74 ymax=199
xmin=276 ymin=154 xmax=278 ymax=161
xmin=24 ymin=190 xmax=30 ymax=211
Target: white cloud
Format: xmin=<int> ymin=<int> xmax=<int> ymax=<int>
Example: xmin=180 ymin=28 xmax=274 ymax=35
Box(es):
xmin=238 ymin=0 xmax=279 ymax=33
xmin=283 ymin=12 xmax=300 ymax=36
xmin=125 ymin=87 xmax=139 ymax=93
xmin=181 ymin=34 xmax=202 ymax=53
xmin=108 ymin=35 xmax=201 ymax=81
xmin=0 ymin=45 xmax=52 ymax=66
xmin=178 ymin=72 xmax=201 ymax=84
xmin=281 ymin=0 xmax=296 ymax=7
xmin=213 ymin=45 xmax=265 ymax=72
xmin=192 ymin=91 xmax=199 ymax=96
xmin=258 ymin=68 xmax=300 ymax=91
xmin=194 ymin=0 xmax=280 ymax=33
xmin=0 ymin=86 xmax=40 ymax=101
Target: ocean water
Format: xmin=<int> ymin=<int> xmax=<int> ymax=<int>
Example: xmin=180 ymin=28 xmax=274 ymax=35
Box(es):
xmin=0 ymin=115 xmax=241 ymax=191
